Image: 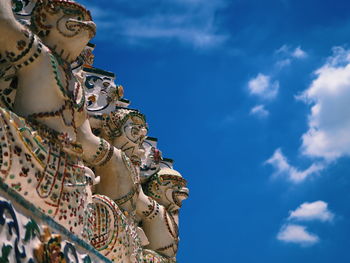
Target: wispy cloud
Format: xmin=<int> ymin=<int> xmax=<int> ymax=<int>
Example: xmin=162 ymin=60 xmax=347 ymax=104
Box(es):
xmin=246 ymin=45 xmax=307 ymax=116
xmin=265 ymin=148 xmax=324 ymax=183
xmin=297 ymin=47 xmax=350 ymax=162
xmin=275 ymin=45 xmax=308 ymax=58
xmin=80 ymin=0 xmax=228 ymax=48
xmin=288 ymin=201 xmax=334 ymax=222
xmin=248 ymin=74 xmax=279 ymax=100
xmin=277 ymin=224 xmax=319 ymax=246
xmin=250 ymin=104 xmax=269 ymax=118
xmin=275 ymin=45 xmax=307 ymax=69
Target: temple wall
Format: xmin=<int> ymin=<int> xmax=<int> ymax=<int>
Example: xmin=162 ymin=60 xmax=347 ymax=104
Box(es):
xmin=0 ymin=181 xmax=111 ymax=263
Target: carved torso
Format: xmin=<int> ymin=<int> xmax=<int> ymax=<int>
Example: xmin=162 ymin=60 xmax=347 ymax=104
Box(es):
xmin=14 ymin=45 xmax=87 ymax=142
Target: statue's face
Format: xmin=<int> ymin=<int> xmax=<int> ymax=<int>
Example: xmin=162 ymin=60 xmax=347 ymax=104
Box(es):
xmin=147 ymin=174 xmax=189 ymax=212
xmin=35 ymin=3 xmax=96 ymax=60
xmin=55 ymin=7 xmax=95 ymax=39
xmin=112 ymin=116 xmax=148 ymax=162
xmin=162 ymin=176 xmax=189 ymax=212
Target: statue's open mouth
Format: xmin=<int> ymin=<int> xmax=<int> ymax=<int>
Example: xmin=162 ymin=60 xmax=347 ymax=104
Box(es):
xmin=172 ymin=188 xmax=189 ymax=207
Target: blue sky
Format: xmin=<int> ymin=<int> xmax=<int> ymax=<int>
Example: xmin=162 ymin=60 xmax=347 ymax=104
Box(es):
xmin=79 ymin=0 xmax=350 ymax=262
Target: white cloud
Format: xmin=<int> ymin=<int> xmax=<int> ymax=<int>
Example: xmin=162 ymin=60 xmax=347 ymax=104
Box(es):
xmin=80 ymin=0 xmax=228 ymax=48
xmin=248 ymin=74 xmax=279 ymax=100
xmin=265 ymin=148 xmax=324 ymax=183
xmin=298 ymin=47 xmax=350 ymax=161
xmin=268 ymin=47 xmax=350 ymax=184
xmin=277 ymin=224 xmax=319 ymax=246
xmin=288 ymin=201 xmax=334 ymax=222
xmin=277 ymin=201 xmax=335 ymax=246
xmin=250 ymin=104 xmax=269 ymax=118
xmin=292 ymin=46 xmax=307 ymax=59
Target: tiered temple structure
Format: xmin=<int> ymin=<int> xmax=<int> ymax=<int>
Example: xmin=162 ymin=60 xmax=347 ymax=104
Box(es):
xmin=0 ymin=0 xmax=189 ymax=262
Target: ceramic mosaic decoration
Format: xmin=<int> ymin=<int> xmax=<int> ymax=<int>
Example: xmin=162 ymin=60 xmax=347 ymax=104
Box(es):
xmin=0 ymin=0 xmax=189 ymax=262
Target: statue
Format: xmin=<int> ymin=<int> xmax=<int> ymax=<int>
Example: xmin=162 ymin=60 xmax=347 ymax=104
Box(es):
xmin=87 ymin=107 xmax=147 ymax=262
xmin=91 ymin=108 xmax=147 ymax=212
xmin=0 ymin=0 xmax=189 ymax=261
xmin=87 ymin=95 xmax=189 ymax=262
xmin=0 ymin=0 xmax=120 ymax=240
xmin=141 ymin=165 xmax=189 ymax=262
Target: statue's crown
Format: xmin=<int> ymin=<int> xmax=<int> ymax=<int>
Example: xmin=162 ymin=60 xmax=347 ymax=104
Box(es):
xmin=36 ymin=0 xmax=92 ymax=19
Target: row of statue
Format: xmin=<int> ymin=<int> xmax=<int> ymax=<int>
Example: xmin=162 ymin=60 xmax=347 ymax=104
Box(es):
xmin=0 ymin=0 xmax=189 ymax=262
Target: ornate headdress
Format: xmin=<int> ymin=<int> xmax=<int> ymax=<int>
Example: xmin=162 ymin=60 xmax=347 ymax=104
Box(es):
xmin=30 ymin=0 xmax=92 ymax=35
xmin=102 ymin=108 xmax=147 ymax=139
